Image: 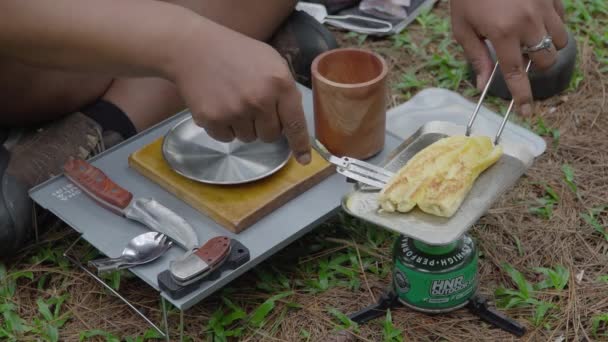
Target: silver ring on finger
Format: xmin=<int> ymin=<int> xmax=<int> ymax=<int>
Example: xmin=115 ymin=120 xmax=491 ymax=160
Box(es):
xmin=522 ymin=35 xmax=553 ymax=53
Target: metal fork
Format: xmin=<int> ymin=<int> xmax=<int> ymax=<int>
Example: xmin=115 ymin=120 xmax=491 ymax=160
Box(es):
xmin=313 ymin=139 xmax=394 ymax=188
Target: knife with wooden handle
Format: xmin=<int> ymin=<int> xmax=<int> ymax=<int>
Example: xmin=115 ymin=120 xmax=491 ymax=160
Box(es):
xmin=63 ymin=158 xmax=200 ymax=251
xmin=170 ymin=236 xmax=232 ymax=285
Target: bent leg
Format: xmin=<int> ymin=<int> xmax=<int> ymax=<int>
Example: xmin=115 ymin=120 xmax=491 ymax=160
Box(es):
xmin=0 ymin=58 xmax=113 ymax=126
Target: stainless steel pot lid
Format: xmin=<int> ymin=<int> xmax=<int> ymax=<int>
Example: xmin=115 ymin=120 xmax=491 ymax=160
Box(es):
xmin=162 ymin=116 xmax=291 ymax=185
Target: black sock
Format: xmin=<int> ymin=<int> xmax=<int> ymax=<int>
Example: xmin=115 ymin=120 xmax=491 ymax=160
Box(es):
xmin=81 ymin=99 xmax=137 ymax=139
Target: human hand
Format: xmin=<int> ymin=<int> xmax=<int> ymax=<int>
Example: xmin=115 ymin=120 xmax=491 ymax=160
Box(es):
xmin=168 ymin=20 xmax=311 ymax=165
xmin=450 ymin=0 xmax=568 ymax=116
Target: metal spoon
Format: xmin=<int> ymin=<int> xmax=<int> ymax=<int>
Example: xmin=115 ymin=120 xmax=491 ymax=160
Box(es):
xmin=88 ymin=232 xmax=172 ymax=275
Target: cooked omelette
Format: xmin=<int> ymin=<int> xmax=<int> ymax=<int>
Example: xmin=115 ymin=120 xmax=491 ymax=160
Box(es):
xmin=379 ymin=135 xmax=503 ymax=217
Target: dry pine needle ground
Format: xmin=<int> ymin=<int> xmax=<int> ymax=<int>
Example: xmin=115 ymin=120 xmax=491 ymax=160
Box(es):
xmin=1 ymin=1 xmax=607 ymax=341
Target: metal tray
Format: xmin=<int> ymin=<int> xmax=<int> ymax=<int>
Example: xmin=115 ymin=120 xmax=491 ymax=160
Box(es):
xmin=342 ymin=121 xmax=537 ymax=246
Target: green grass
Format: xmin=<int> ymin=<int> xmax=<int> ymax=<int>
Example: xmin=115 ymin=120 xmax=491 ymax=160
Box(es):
xmin=581 ymin=206 xmax=608 ymax=241
xmin=0 ymin=271 xmax=71 ymax=341
xmin=382 ymin=310 xmax=403 ymax=342
xmin=527 ymin=117 xmax=561 ymax=147
xmin=390 ymin=7 xmax=468 ymax=98
xmin=563 ymin=0 xmax=608 ymax=72
xmin=344 ymin=32 xmax=369 ymax=46
xmin=79 ymin=328 xmax=163 ymax=342
xmin=495 ymin=263 xmax=570 ymax=327
xmin=327 ymin=307 xmax=359 ymax=333
xmin=528 ymin=183 xmax=560 ymax=219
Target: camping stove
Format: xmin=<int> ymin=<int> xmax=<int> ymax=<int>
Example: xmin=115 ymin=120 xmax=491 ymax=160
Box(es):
xmin=335 ymin=65 xmax=546 ymax=336
xmin=347 ymin=233 xmax=526 ymax=337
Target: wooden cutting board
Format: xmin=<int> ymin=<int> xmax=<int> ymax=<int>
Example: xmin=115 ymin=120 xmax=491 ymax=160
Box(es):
xmin=128 ymin=137 xmax=335 ymax=233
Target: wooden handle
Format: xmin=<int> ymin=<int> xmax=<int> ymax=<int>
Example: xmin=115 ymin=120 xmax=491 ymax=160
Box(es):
xmin=63 ymin=158 xmax=133 ymax=211
xmin=194 ymin=236 xmax=231 ymax=267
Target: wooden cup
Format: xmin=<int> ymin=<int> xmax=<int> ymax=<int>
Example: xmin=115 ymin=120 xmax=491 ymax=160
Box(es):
xmin=311 ymin=48 xmax=388 ymax=159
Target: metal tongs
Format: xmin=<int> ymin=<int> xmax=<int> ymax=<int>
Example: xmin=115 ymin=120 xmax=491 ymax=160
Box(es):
xmin=466 ymin=60 xmax=533 ymax=145
xmin=313 ymin=139 xmax=395 ymax=189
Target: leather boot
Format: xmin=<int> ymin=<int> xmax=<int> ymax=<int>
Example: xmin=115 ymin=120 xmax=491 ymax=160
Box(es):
xmin=0 ymin=113 xmax=105 ymax=258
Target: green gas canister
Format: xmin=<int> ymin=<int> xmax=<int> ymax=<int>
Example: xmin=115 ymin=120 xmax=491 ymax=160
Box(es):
xmin=392 ymin=234 xmax=478 ymax=313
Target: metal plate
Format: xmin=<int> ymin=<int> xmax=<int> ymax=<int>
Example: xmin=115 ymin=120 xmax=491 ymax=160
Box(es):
xmin=162 ymin=116 xmax=291 ymax=185
xmin=342 ymin=121 xmax=537 ymax=246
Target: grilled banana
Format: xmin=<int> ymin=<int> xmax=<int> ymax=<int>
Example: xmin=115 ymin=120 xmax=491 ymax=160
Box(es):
xmin=379 ymin=135 xmax=503 ymax=217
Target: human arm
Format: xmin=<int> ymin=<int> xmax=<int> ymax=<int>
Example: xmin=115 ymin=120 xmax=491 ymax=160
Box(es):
xmin=0 ymin=0 xmax=311 ymax=163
